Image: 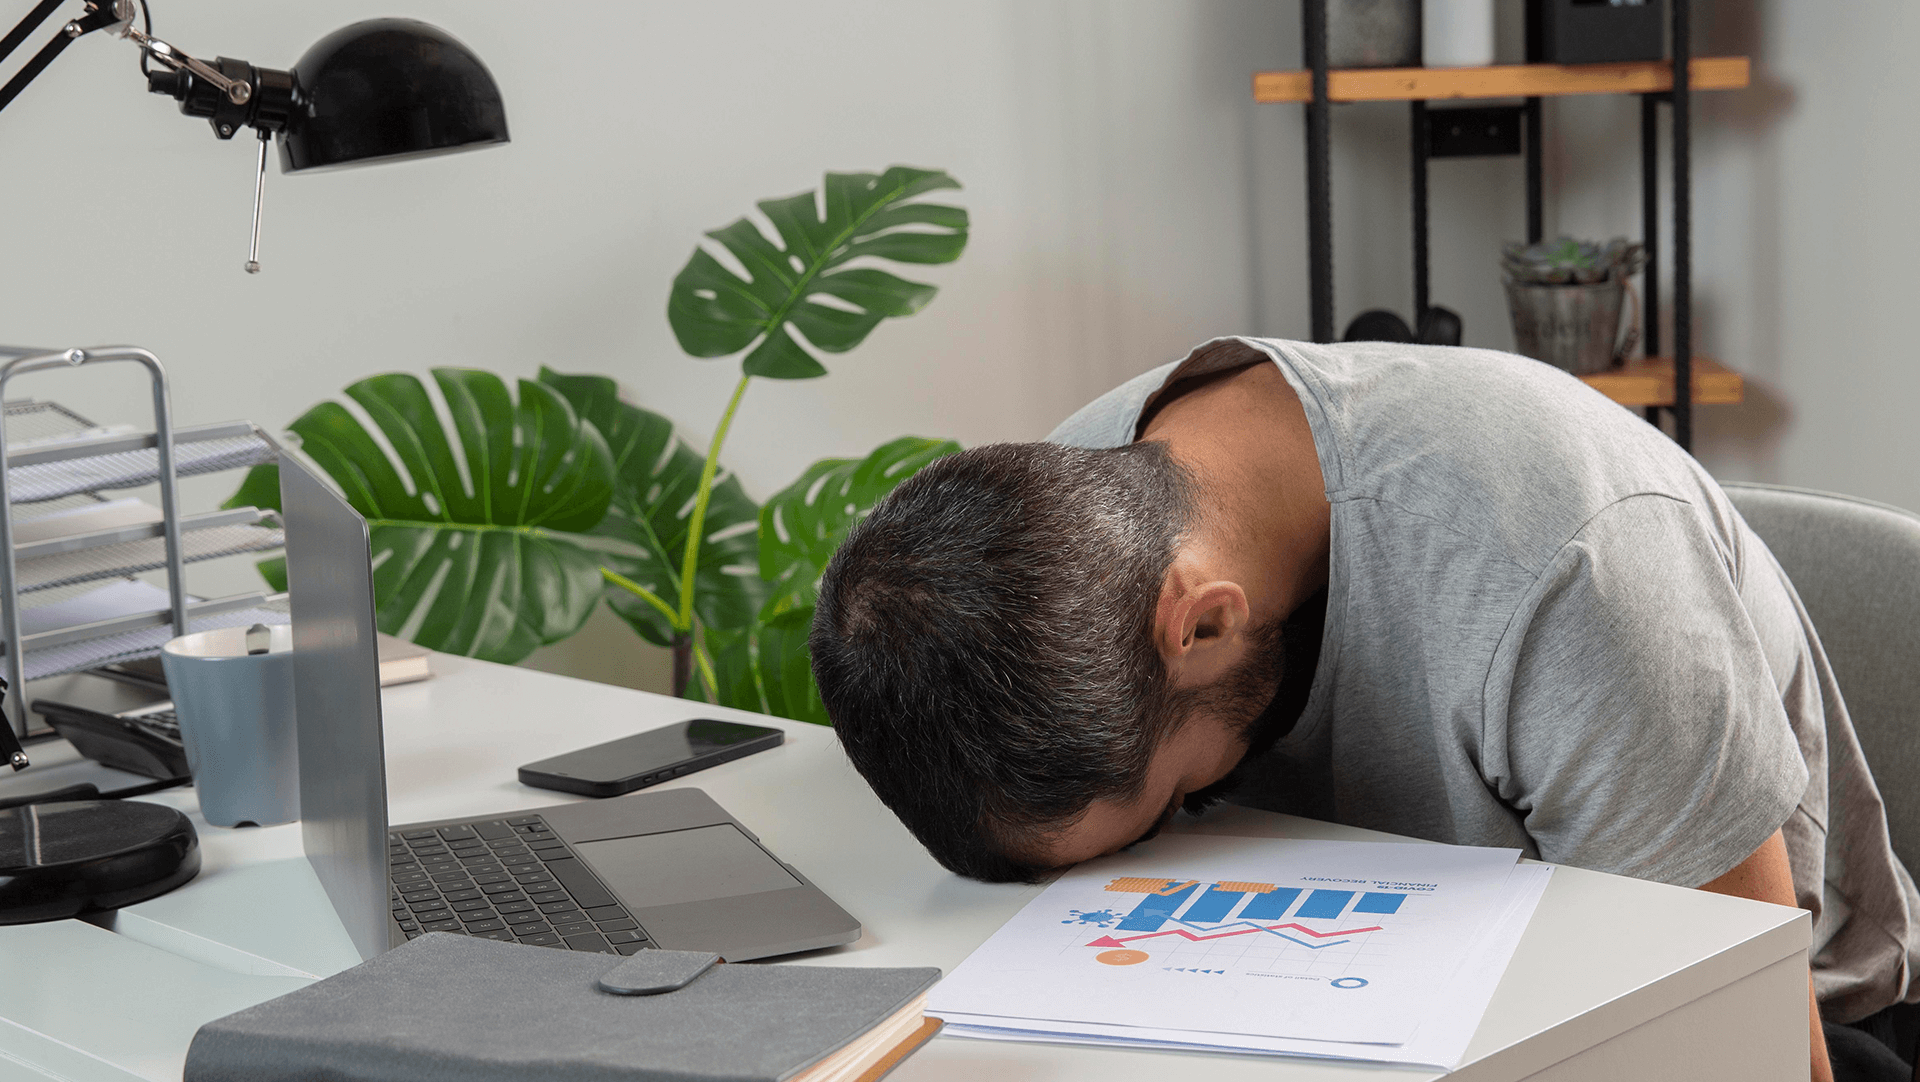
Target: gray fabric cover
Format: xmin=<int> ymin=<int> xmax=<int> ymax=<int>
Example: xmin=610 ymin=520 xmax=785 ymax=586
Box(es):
xmin=183 ymin=934 xmax=940 ymax=1082
xmin=1725 ymin=483 xmax=1920 ymax=869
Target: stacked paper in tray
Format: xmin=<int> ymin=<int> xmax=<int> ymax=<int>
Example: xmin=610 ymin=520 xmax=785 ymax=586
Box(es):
xmin=929 ymin=833 xmax=1553 ymax=1070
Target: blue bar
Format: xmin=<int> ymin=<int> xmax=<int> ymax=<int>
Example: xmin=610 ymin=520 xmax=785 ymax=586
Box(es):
xmin=1115 ymin=881 xmax=1202 ymax=931
xmin=1180 ymin=887 xmax=1246 ymax=924
xmin=1353 ymin=892 xmax=1405 ymax=915
xmin=1296 ymin=890 xmax=1355 ymax=919
xmin=1237 ymin=887 xmax=1302 ymax=921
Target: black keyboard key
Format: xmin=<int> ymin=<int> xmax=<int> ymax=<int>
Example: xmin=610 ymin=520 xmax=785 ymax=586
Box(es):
xmin=519 ymin=932 xmax=562 ymax=946
xmin=492 ymin=845 xmax=531 ymax=858
xmin=596 ymin=918 xmax=639 ymax=933
xmin=511 ymin=872 xmax=553 ymax=886
xmin=512 ymin=922 xmax=552 ymax=937
xmin=405 ymin=930 xmax=425 ymax=940
xmin=487 ymin=893 xmax=526 ymax=906
xmin=473 ymin=820 xmax=514 ymax=840
xmin=615 ymin=942 xmax=649 ymax=956
xmin=408 ymin=844 xmax=448 ymax=855
xmin=565 ymin=933 xmax=614 ymax=953
xmin=602 ymin=929 xmax=643 ymax=944
xmin=402 ymin=829 xmax=438 ymax=840
xmin=459 ymin=909 xmax=501 ymax=924
xmin=500 ymin=855 xmax=538 ymax=867
xmin=391 ymin=870 xmax=427 ymax=884
xmin=528 ymin=839 xmax=568 ymax=851
xmin=442 ymin=889 xmax=482 ymax=903
xmin=553 ymin=922 xmax=596 ymax=937
xmin=421 ymin=919 xmax=461 ymax=932
xmin=402 ymin=890 xmax=439 ymax=901
xmin=447 ymin=837 xmax=486 ymax=850
xmin=502 ymin=910 xmax=546 ymax=925
xmin=479 ymin=881 xmax=522 ymax=895
xmin=460 ymin=852 xmax=501 ymax=865
xmin=537 ymin=900 xmax=581 ymax=915
xmin=409 ymin=899 xmax=452 ymax=913
xmin=511 ymin=820 xmax=543 ymax=830
xmin=464 ymin=919 xmax=508 ymax=933
xmin=529 ymin=890 xmax=569 ymax=904
xmin=472 ymin=873 xmax=512 ymax=885
xmin=521 ymin=831 xmax=558 ymax=843
xmin=429 ymin=869 xmax=471 ymax=882
xmin=418 ymin=853 xmax=458 ymax=866
xmin=396 ymin=922 xmax=419 ymax=933
xmin=463 ymin=865 xmax=504 ymax=877
xmin=584 ymin=905 xmax=629 ymax=922
xmin=453 ymin=900 xmax=492 ymax=914
xmin=495 ymin=901 xmax=535 ymax=915
xmin=476 ymin=929 xmax=516 ymax=941
xmin=545 ymin=859 xmax=616 ymax=910
xmin=437 ymin=825 xmax=478 ymax=841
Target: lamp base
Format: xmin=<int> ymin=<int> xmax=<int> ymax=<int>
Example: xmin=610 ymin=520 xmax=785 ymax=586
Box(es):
xmin=0 ymin=800 xmax=199 ymax=924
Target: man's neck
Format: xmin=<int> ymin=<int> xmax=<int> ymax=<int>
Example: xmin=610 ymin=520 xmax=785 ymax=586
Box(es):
xmin=1137 ymin=361 xmax=1331 ymax=624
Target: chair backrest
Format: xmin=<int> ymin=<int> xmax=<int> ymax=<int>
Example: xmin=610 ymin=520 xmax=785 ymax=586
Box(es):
xmin=1724 ymin=482 xmax=1920 ymax=870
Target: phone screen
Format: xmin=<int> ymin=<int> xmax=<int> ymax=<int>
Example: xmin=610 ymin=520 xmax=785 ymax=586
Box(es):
xmin=529 ymin=719 xmax=777 ymax=783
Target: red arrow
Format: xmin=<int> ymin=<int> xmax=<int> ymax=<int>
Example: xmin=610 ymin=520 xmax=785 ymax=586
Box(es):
xmin=1086 ymin=921 xmax=1382 ymax=948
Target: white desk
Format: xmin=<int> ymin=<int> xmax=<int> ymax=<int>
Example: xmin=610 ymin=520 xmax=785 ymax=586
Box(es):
xmin=1 ymin=655 xmax=1810 ymax=1082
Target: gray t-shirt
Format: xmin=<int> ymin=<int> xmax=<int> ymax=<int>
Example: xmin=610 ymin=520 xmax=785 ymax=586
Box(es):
xmin=1049 ymin=336 xmax=1920 ymax=1022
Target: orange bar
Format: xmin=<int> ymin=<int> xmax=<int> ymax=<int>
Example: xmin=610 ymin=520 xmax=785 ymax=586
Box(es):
xmin=1254 ymin=56 xmax=1749 ymax=104
xmin=1580 ymin=357 xmax=1744 ymax=407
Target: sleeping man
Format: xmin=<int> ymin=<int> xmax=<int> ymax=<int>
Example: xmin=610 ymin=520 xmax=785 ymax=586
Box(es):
xmin=809 ymin=337 xmax=1920 ymax=1082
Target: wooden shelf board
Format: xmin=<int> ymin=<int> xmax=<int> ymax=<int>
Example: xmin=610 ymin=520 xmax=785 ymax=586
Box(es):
xmin=1579 ymin=356 xmax=1743 ymax=407
xmin=1254 ymin=56 xmax=1748 ymax=104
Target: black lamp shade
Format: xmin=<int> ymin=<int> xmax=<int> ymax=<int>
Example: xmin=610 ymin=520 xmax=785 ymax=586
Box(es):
xmin=278 ymin=19 xmax=508 ymax=173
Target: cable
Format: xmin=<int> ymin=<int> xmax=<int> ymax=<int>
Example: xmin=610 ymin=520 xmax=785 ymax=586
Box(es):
xmin=137 ymin=0 xmax=151 ymax=76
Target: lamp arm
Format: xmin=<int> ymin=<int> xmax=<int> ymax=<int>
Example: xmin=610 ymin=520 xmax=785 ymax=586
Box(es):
xmin=122 ymin=25 xmax=247 ymax=104
xmin=0 ymin=0 xmax=130 ymax=116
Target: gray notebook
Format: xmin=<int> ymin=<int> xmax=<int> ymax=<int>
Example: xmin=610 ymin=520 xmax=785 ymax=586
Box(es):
xmin=184 ymin=934 xmax=942 ymax=1082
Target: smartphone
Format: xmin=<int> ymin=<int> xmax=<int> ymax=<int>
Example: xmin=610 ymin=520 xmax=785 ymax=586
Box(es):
xmin=517 ymin=718 xmax=784 ymax=798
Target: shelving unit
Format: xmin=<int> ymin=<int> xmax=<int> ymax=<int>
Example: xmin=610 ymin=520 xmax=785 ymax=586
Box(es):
xmin=0 ymin=346 xmax=286 ymax=741
xmin=1259 ymin=1 xmax=1749 ymax=449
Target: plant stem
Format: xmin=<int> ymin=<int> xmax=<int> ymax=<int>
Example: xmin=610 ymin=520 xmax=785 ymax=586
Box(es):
xmin=676 ymin=372 xmax=753 ymax=627
xmin=693 ymin=639 xmax=719 ymax=703
xmin=600 ymin=567 xmax=681 ymax=629
xmin=671 ymin=631 xmax=692 ymax=699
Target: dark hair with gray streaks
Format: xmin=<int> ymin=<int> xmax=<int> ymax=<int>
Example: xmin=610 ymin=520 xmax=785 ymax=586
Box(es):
xmin=810 ymin=440 xmax=1196 ymax=882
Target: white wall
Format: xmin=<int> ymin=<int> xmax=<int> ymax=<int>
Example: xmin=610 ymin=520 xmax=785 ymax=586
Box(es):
xmin=3 ymin=1 xmax=1913 ymax=691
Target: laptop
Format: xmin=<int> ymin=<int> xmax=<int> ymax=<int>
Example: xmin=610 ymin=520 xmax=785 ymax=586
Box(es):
xmin=278 ymin=452 xmax=861 ymax=962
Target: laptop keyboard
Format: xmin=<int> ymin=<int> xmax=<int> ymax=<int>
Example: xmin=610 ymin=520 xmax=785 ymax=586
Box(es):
xmin=388 ymin=814 xmax=655 ymax=955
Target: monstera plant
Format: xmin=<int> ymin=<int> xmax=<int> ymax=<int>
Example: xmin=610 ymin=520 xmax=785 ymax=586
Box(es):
xmin=597 ymin=165 xmax=969 ymax=720
xmin=233 ymin=165 xmax=968 ymax=725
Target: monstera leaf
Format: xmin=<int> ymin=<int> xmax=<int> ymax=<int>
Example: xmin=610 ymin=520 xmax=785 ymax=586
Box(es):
xmin=536 ymin=368 xmax=764 ymax=646
xmin=758 ymin=436 xmax=960 ymax=621
xmin=667 ymin=166 xmax=969 ymax=380
xmin=704 ymin=611 xmax=829 ymax=725
xmin=233 ymin=370 xmax=616 ymax=664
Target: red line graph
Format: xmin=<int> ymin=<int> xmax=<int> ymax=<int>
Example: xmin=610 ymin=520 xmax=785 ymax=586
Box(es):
xmin=1085 ymin=921 xmax=1383 ymax=948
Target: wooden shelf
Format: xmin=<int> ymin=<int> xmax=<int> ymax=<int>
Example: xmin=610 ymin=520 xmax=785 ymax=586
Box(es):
xmin=1254 ymin=56 xmax=1748 ymax=104
xmin=1579 ymin=357 xmax=1743 ymax=407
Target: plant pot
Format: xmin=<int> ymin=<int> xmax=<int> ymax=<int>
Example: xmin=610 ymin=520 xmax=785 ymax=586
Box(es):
xmin=1328 ymin=0 xmax=1421 ymax=68
xmin=1503 ymin=277 xmax=1633 ymax=376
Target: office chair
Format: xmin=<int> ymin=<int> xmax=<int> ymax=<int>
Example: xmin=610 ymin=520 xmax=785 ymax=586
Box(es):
xmin=1724 ymin=482 xmax=1920 ymax=872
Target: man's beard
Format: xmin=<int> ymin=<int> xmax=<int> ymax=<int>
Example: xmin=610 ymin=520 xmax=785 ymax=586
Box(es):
xmin=1167 ymin=612 xmax=1293 ymax=817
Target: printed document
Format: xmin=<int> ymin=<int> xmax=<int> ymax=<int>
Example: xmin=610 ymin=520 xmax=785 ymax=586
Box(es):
xmin=930 ymin=833 xmax=1552 ymax=1066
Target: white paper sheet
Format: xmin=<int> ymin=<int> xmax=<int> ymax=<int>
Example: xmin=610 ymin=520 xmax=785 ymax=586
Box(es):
xmin=928 ymin=834 xmax=1528 ymax=1048
xmin=938 ymin=862 xmax=1554 ymax=1069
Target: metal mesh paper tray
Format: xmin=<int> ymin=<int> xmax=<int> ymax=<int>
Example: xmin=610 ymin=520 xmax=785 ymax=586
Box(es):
xmin=6 ymin=422 xmax=275 ymax=504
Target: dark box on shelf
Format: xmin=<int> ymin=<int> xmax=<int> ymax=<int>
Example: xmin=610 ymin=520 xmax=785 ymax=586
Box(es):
xmin=1526 ymin=0 xmax=1666 ymax=65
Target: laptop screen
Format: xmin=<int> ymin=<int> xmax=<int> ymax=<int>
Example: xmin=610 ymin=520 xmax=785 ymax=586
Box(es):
xmin=280 ymin=454 xmax=391 ymax=961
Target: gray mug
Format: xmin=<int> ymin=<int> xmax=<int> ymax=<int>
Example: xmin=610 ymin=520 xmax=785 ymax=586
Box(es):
xmin=161 ymin=623 xmax=299 ymax=827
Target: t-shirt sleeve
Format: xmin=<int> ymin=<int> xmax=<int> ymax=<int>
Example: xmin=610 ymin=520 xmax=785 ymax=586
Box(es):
xmin=1482 ymin=493 xmax=1809 ymax=888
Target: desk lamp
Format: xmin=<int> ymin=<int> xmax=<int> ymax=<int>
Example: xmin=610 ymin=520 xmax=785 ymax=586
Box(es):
xmin=0 ymin=0 xmax=509 ymax=271
xmin=0 ymin=0 xmax=507 ymax=923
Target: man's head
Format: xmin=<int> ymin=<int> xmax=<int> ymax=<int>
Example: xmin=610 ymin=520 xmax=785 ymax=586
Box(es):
xmin=810 ymin=440 xmax=1287 ymax=882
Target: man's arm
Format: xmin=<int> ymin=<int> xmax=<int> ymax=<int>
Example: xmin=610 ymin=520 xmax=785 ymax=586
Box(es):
xmin=1698 ymin=829 xmax=1832 ymax=1082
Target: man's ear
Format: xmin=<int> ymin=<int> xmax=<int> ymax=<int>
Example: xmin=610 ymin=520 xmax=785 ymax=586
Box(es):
xmin=1155 ymin=573 xmax=1252 ymax=688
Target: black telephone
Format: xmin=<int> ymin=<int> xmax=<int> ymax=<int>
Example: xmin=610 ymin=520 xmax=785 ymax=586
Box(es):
xmin=35 ymin=699 xmax=189 ymax=781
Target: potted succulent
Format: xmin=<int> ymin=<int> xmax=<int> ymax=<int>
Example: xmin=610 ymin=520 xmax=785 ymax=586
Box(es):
xmin=1501 ymin=236 xmax=1647 ymax=375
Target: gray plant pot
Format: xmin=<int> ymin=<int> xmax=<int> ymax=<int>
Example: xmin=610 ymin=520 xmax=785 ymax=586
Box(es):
xmin=1329 ymin=0 xmax=1420 ymax=68
xmin=1503 ymin=277 xmax=1630 ymax=376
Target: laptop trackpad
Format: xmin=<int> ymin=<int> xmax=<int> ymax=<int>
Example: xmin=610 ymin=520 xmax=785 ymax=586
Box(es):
xmin=572 ymin=824 xmax=801 ymax=910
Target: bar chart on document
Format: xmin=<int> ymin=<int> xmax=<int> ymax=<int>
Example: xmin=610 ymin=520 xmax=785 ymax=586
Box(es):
xmin=1067 ymin=876 xmax=1418 ymax=985
xmin=929 ymin=834 xmax=1528 ymax=1047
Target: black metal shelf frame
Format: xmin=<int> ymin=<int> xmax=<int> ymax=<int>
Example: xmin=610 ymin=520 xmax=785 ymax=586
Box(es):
xmin=1300 ymin=0 xmax=1697 ymax=450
